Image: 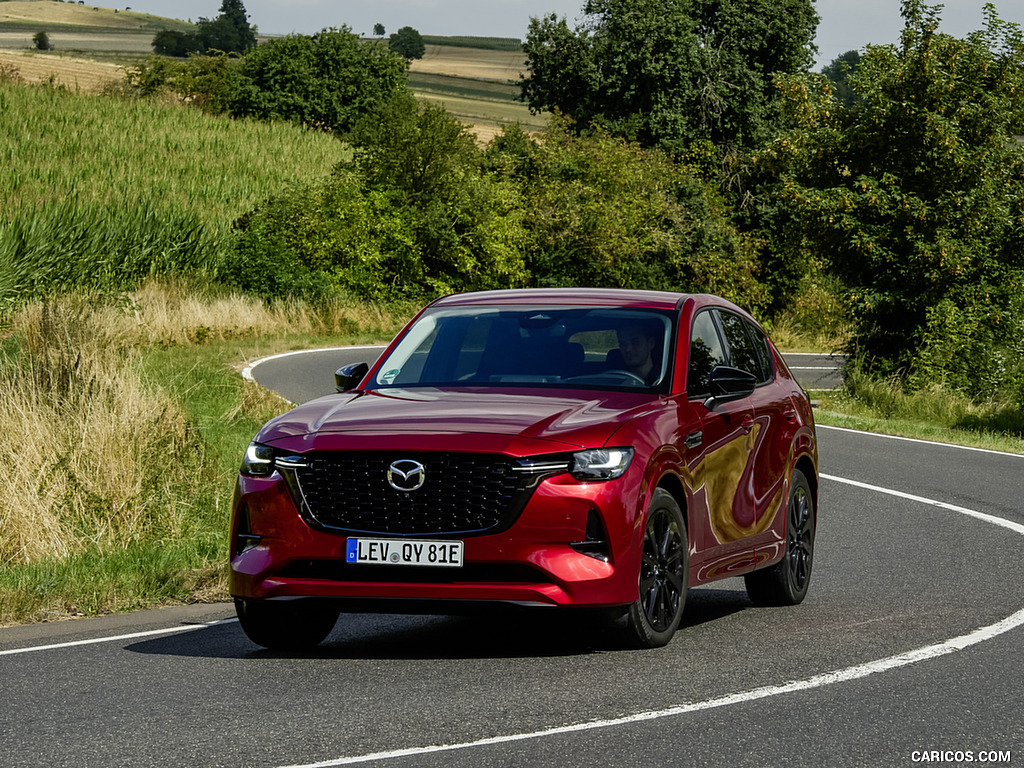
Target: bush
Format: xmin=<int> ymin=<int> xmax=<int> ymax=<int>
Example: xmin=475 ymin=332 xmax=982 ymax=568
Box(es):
xmin=229 ymin=94 xmax=530 ymax=301
xmin=230 ymin=28 xmax=410 ymax=133
xmin=490 ymin=120 xmax=768 ymax=311
xmin=768 ymin=2 xmax=1024 ymax=399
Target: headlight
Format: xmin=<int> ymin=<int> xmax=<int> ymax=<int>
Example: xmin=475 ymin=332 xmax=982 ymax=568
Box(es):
xmin=241 ymin=442 xmax=276 ymax=477
xmin=570 ymin=448 xmax=635 ymax=481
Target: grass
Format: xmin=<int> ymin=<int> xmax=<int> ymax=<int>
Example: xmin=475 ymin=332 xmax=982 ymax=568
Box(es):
xmin=409 ymin=71 xmax=545 ymax=138
xmin=0 ymin=78 xmax=348 ymax=308
xmin=0 ymin=1 xmax=193 ymax=33
xmin=810 ymin=368 xmax=1024 ymax=455
xmin=0 ymin=282 xmax=409 ymax=626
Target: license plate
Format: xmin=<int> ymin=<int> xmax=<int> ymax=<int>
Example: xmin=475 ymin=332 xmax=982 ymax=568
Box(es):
xmin=345 ymin=538 xmax=464 ymax=568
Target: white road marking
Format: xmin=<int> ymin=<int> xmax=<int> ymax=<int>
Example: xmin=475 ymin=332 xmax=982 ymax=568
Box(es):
xmin=0 ymin=618 xmax=237 ymax=657
xmin=279 ymin=474 xmax=1024 ymax=768
xmin=241 ymin=345 xmax=385 ymax=384
xmin=818 ymin=423 xmax=1024 ymax=458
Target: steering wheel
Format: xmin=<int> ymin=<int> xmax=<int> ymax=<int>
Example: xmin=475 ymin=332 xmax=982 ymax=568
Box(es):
xmin=602 ymin=369 xmax=647 ymax=386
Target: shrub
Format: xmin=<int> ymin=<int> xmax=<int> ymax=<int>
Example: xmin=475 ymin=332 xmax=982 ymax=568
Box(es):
xmin=230 ymin=28 xmax=410 ymax=133
xmin=228 ymin=94 xmax=530 ymax=301
xmin=768 ymin=3 xmax=1024 ymax=399
xmin=490 ymin=120 xmax=768 ymax=311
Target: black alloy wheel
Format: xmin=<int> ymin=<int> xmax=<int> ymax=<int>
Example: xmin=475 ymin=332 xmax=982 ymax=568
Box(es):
xmin=744 ymin=468 xmax=815 ymax=606
xmin=626 ymin=488 xmax=688 ymax=648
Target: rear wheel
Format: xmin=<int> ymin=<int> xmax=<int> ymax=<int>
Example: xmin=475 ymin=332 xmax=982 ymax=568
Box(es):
xmin=234 ymin=598 xmax=339 ymax=650
xmin=625 ymin=489 xmax=688 ymax=648
xmin=745 ymin=469 xmax=815 ymax=606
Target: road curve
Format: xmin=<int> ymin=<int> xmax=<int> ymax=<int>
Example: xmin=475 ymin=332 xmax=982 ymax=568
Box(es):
xmin=0 ymin=350 xmax=1020 ymax=768
xmin=245 ymin=346 xmax=845 ymax=405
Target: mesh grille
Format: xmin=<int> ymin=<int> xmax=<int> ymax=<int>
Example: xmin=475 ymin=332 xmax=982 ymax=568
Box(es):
xmin=287 ymin=452 xmax=533 ymax=536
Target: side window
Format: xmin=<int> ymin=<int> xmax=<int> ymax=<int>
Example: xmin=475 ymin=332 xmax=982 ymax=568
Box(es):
xmin=688 ymin=310 xmax=727 ymax=397
xmin=743 ymin=318 xmax=775 ymax=384
xmin=719 ymin=312 xmax=761 ymax=381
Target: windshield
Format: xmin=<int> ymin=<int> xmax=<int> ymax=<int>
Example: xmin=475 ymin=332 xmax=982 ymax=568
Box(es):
xmin=371 ymin=306 xmax=675 ymax=392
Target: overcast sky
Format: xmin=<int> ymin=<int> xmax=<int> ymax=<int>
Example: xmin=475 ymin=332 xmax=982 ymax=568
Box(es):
xmin=127 ymin=1 xmax=1024 ymax=68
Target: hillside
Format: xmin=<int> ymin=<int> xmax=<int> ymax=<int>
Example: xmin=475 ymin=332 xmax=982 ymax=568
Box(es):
xmin=0 ymin=1 xmax=192 ymax=32
xmin=0 ymin=1 xmax=541 ymax=136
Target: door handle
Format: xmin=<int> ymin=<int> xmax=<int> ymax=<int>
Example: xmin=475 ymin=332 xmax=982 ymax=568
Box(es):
xmin=740 ymin=415 xmax=754 ymax=433
xmin=685 ymin=431 xmax=703 ymax=449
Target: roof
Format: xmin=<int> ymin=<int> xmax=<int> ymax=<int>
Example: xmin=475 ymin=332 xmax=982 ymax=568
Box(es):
xmin=431 ymin=288 xmax=689 ymax=310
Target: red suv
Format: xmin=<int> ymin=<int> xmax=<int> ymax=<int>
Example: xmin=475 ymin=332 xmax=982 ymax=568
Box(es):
xmin=230 ymin=289 xmax=818 ymax=649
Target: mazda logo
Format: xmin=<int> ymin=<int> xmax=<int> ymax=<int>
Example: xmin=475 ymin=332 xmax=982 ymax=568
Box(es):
xmin=386 ymin=459 xmax=426 ymax=492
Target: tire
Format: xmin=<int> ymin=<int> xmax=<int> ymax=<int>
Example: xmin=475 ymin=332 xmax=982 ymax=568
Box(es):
xmin=745 ymin=468 xmax=815 ymax=606
xmin=234 ymin=598 xmax=339 ymax=650
xmin=625 ymin=488 xmax=689 ymax=648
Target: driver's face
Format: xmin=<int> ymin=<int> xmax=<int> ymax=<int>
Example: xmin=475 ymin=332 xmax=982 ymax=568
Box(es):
xmin=617 ymin=326 xmax=655 ymax=371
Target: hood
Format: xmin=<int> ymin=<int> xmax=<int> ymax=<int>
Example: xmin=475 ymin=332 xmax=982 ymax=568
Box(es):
xmin=256 ymin=387 xmax=661 ymax=451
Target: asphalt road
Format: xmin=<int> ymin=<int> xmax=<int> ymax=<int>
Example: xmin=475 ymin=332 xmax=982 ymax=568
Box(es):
xmin=2 ymin=355 xmax=1021 ymax=768
xmin=246 ymin=346 xmax=845 ymax=405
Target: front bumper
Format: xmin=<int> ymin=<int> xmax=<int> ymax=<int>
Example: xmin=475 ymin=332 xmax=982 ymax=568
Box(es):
xmin=228 ymin=467 xmax=644 ymax=609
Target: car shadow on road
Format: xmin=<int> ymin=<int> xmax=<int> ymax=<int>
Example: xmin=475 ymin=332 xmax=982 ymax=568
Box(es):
xmin=126 ymin=587 xmax=753 ymax=660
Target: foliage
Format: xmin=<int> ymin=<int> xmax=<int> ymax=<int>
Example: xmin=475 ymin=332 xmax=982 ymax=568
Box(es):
xmin=765 ymin=1 xmax=1024 ymax=403
xmin=821 ymin=49 xmax=862 ymax=109
xmin=228 ymin=93 xmax=529 ymax=300
xmin=32 ymin=30 xmax=51 ymax=51
xmin=488 ymin=120 xmax=767 ymax=310
xmin=389 ymin=25 xmax=426 ymax=60
xmin=230 ymin=28 xmax=410 ymax=132
xmin=150 ymin=0 xmax=255 ymax=56
xmin=520 ymin=0 xmax=818 ymax=154
xmin=373 ymin=23 xmax=386 ymax=38
xmin=152 ymin=29 xmax=201 ymax=57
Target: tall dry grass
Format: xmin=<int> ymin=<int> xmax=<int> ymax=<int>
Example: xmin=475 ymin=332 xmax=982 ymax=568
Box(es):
xmin=0 ymin=281 xmax=408 ymax=569
xmin=0 ymin=298 xmax=207 ymax=566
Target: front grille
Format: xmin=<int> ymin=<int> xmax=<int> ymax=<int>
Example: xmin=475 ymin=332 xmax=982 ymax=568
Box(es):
xmin=283 ymin=452 xmax=537 ymax=536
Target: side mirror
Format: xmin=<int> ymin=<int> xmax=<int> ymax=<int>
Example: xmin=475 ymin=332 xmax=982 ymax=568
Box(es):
xmin=335 ymin=362 xmax=369 ymax=393
xmin=704 ymin=365 xmax=757 ymax=408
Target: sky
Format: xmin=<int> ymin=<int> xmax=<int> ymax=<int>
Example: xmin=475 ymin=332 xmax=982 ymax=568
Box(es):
xmin=126 ymin=1 xmax=1024 ymax=68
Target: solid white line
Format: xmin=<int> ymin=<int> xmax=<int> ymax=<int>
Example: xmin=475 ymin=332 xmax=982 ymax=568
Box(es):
xmin=0 ymin=618 xmax=238 ymax=657
xmin=820 ymin=473 xmax=1024 ymax=535
xmin=279 ymin=475 xmax=1024 ymax=768
xmin=817 ymin=423 xmax=1024 ymax=458
xmin=241 ymin=345 xmax=385 ymax=384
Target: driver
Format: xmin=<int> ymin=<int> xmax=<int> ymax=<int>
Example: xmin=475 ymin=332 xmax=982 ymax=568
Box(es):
xmin=616 ymin=323 xmax=660 ymax=385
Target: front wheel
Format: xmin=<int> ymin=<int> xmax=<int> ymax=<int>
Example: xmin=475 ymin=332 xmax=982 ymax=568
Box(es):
xmin=625 ymin=488 xmax=688 ymax=648
xmin=235 ymin=598 xmax=338 ymax=650
xmin=745 ymin=468 xmax=815 ymax=606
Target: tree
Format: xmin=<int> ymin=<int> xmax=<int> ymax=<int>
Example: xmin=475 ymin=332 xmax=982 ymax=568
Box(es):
xmin=488 ymin=119 xmax=767 ymax=307
xmin=230 ymin=27 xmax=410 ymax=133
xmin=151 ymin=0 xmax=255 ymax=56
xmin=33 ymin=31 xmax=51 ymax=51
xmin=230 ymin=93 xmax=530 ymax=300
xmin=388 ymin=26 xmax=425 ymax=61
xmin=373 ymin=23 xmax=386 ymax=38
xmin=821 ymin=50 xmax=861 ymax=109
xmin=766 ymin=1 xmax=1024 ymax=399
xmin=152 ymin=29 xmax=201 ymax=57
xmin=520 ymin=0 xmax=818 ymax=153
xmin=215 ymin=0 xmax=256 ymax=51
